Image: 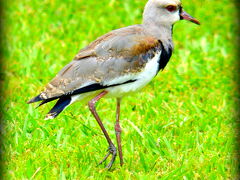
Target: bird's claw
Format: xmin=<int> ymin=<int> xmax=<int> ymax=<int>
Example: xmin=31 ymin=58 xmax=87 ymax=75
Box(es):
xmin=98 ymin=144 xmax=117 ymax=169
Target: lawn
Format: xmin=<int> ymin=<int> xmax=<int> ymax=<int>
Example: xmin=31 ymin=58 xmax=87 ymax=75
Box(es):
xmin=2 ymin=0 xmax=239 ymax=179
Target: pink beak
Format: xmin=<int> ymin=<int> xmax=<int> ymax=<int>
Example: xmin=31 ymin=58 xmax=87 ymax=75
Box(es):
xmin=180 ymin=10 xmax=200 ymax=25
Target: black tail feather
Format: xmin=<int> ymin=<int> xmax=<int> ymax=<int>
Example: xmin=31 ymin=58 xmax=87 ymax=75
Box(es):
xmin=27 ymin=94 xmax=43 ymax=104
xmin=36 ymin=98 xmax=56 ymax=108
xmin=44 ymin=96 xmax=71 ymax=119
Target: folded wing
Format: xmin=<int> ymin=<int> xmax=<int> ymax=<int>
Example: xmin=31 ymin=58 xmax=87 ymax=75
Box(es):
xmin=28 ymin=25 xmax=162 ymax=105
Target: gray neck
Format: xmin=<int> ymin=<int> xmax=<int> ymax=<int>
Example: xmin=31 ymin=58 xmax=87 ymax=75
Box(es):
xmin=141 ymin=0 xmax=174 ymax=50
xmin=142 ymin=20 xmax=173 ymax=50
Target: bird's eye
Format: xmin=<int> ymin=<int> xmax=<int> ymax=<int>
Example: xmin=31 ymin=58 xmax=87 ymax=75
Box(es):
xmin=166 ymin=5 xmax=177 ymax=12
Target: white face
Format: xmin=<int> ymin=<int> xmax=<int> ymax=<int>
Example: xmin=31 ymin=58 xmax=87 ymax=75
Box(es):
xmin=143 ymin=0 xmax=182 ymax=26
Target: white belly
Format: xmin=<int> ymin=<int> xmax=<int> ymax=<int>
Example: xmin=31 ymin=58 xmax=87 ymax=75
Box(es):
xmin=105 ymin=51 xmax=161 ymax=98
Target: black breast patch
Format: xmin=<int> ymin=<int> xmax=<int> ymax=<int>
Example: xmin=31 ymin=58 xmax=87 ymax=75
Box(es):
xmin=157 ymin=40 xmax=172 ymax=72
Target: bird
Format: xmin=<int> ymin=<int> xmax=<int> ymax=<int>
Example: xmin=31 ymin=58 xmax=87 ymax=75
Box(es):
xmin=28 ymin=0 xmax=200 ymax=169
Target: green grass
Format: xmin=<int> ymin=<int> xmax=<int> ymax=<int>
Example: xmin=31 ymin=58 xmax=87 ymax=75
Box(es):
xmin=2 ymin=0 xmax=239 ymax=179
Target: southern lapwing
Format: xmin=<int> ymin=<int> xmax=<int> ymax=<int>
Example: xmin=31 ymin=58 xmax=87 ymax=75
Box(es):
xmin=28 ymin=0 xmax=200 ymax=169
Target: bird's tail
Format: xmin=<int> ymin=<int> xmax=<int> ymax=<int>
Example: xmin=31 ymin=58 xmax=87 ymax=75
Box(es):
xmin=44 ymin=96 xmax=71 ymax=120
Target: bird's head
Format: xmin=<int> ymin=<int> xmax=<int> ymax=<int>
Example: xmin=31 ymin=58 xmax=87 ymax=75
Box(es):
xmin=143 ymin=0 xmax=200 ymax=26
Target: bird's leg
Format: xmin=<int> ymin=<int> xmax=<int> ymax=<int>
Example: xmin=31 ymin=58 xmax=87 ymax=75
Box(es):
xmin=115 ymin=98 xmax=124 ymax=166
xmin=88 ymin=91 xmax=117 ymax=169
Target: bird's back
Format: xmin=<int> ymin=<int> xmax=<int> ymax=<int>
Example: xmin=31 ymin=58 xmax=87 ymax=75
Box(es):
xmin=29 ymin=25 xmax=169 ymax=102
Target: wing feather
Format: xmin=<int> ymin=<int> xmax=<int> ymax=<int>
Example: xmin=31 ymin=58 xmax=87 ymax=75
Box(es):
xmin=28 ymin=25 xmax=162 ymax=103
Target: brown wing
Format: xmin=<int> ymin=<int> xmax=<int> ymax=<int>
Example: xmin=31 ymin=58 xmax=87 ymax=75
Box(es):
xmin=28 ymin=25 xmax=161 ymax=103
xmin=73 ymin=25 xmax=159 ymax=59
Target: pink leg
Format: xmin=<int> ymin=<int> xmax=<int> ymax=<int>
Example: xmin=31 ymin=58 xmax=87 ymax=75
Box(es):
xmin=88 ymin=91 xmax=116 ymax=169
xmin=115 ymin=98 xmax=124 ymax=166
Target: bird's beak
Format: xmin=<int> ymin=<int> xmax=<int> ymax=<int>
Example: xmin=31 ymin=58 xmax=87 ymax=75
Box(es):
xmin=180 ymin=10 xmax=200 ymax=25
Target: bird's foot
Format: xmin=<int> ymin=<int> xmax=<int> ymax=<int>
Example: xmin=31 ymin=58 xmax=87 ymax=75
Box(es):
xmin=98 ymin=143 xmax=117 ymax=169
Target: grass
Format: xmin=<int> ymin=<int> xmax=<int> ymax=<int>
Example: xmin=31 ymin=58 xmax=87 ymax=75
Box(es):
xmin=2 ymin=0 xmax=239 ymax=179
